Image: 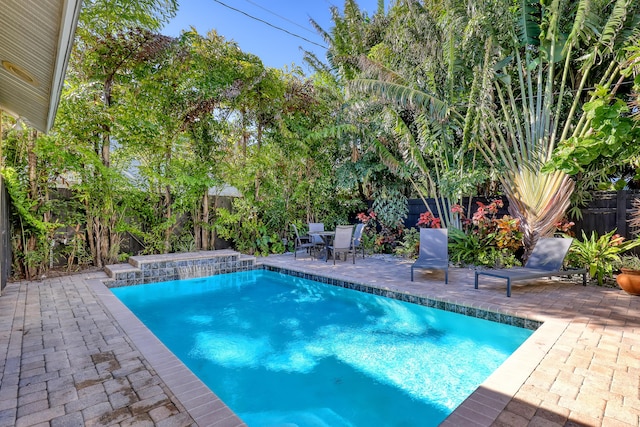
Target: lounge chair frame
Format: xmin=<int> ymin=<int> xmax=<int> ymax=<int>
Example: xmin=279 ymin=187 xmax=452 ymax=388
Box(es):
xmin=474 ymin=237 xmax=587 ymax=297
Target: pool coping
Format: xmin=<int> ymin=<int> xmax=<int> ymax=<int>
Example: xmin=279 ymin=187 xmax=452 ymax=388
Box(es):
xmin=90 ymin=278 xmax=246 ymax=427
xmin=94 ymin=263 xmax=561 ymax=427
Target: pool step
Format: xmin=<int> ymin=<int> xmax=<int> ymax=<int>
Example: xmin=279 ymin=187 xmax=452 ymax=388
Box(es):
xmin=104 ymin=250 xmax=256 ymax=287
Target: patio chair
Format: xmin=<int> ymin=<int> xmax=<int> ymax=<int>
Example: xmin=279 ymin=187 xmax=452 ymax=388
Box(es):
xmin=291 ymin=224 xmax=317 ymax=259
xmin=411 ymin=228 xmax=449 ymax=283
xmin=307 ymin=222 xmax=326 ymax=258
xmin=474 ymin=237 xmax=587 ymax=297
xmin=308 ymin=222 xmax=325 ymax=246
xmin=327 ymin=225 xmax=355 ymax=264
xmin=351 ymin=223 xmax=365 ymax=259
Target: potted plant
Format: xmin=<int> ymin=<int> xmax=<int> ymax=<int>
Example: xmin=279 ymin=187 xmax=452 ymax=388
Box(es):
xmin=616 ymin=254 xmax=640 ymax=295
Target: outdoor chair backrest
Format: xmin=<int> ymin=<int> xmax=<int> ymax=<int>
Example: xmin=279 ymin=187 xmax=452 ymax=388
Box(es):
xmin=291 ymin=224 xmax=303 ymax=244
xmin=333 ymin=225 xmax=354 ymax=250
xmin=418 ymin=228 xmax=448 ymax=262
xmin=308 ymin=222 xmax=324 ymax=244
xmin=352 ymin=223 xmax=365 ymax=247
xmin=525 ymin=237 xmax=573 ymax=271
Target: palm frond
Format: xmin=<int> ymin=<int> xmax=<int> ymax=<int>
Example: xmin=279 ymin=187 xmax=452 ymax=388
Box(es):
xmin=349 ymin=79 xmax=452 ymax=121
xmin=598 ymin=0 xmax=631 ymax=54
xmin=563 ymin=0 xmax=598 ymax=56
xmin=302 ymin=50 xmax=331 ymax=74
xmin=356 ymin=55 xmax=408 ymax=86
xmin=503 ymin=168 xmax=574 ymax=250
xmin=515 ymin=0 xmax=541 ymax=47
xmin=309 ymin=17 xmax=333 ymax=46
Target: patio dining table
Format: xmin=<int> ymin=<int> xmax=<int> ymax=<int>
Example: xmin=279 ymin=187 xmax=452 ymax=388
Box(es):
xmin=309 ymin=230 xmax=335 ymax=261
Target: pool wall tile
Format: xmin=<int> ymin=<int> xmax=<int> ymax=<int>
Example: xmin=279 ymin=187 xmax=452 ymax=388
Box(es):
xmin=262 ymin=264 xmax=541 ymax=331
xmin=104 ymin=251 xmax=257 ymax=287
xmin=107 ymin=258 xmax=540 ymax=330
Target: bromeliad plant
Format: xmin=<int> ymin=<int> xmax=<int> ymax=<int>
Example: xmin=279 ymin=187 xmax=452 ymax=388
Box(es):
xmin=569 ymin=230 xmax=640 ymax=286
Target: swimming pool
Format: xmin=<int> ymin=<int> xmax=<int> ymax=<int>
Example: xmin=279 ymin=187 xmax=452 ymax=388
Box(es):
xmin=112 ymin=269 xmax=533 ymax=426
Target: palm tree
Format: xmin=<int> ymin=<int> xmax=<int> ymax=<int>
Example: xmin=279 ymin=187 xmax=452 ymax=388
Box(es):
xmin=480 ymin=0 xmax=640 ymax=254
xmin=326 ymin=0 xmax=503 ymax=227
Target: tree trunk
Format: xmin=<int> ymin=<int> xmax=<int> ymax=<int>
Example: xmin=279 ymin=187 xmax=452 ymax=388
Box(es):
xmin=85 ymin=201 xmax=97 ymax=266
xmin=202 ymin=191 xmax=209 ymax=250
xmin=194 ymin=204 xmax=202 ymax=250
xmin=102 ymin=78 xmax=113 ymax=167
xmin=93 ymin=216 xmax=103 ymax=268
xmin=28 ymin=130 xmax=38 ymax=200
xmin=107 ymin=206 xmax=120 ymax=264
xmin=164 ymin=184 xmax=172 ymax=253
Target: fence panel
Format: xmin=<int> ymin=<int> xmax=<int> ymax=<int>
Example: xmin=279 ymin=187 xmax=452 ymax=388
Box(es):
xmin=574 ymin=190 xmax=640 ymax=240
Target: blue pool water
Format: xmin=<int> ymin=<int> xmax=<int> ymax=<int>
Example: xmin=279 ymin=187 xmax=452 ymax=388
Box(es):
xmin=112 ymin=270 xmax=532 ymax=426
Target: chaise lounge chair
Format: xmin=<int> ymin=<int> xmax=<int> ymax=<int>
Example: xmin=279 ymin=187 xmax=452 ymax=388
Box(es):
xmin=411 ymin=228 xmax=449 ymax=283
xmin=474 ymin=237 xmax=587 ymax=297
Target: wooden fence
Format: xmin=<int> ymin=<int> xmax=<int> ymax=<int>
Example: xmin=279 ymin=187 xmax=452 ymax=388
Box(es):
xmin=573 ymin=190 xmax=640 ymax=240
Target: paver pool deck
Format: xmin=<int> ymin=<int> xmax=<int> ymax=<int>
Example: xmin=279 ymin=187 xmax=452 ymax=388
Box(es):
xmin=1 ymin=252 xmax=639 ymax=426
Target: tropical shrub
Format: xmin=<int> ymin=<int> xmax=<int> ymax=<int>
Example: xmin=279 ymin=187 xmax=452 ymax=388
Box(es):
xmin=448 ymin=228 xmax=484 ymax=266
xmin=214 ymin=202 xmax=285 ymax=257
xmin=356 ymin=209 xmax=405 ymax=254
xmin=417 ymin=211 xmax=441 ymax=228
xmin=569 ymin=230 xmax=640 ymax=286
xmin=394 ymin=228 xmax=420 ymax=258
xmin=448 ymin=200 xmax=523 ymax=268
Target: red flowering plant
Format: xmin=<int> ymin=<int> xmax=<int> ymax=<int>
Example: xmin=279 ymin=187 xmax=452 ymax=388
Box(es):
xmin=356 ymin=209 xmax=405 ymax=253
xmin=448 ymin=199 xmax=524 ymax=267
xmin=554 ymin=218 xmax=576 ymax=237
xmin=416 ymin=211 xmax=442 ymax=228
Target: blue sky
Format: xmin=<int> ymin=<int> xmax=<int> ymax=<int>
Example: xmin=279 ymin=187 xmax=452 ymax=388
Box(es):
xmin=161 ymin=0 xmax=383 ymax=72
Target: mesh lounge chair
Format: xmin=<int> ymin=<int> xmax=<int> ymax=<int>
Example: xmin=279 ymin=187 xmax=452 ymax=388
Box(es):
xmin=327 ymin=225 xmax=355 ymax=264
xmin=351 ymin=223 xmax=365 ymax=259
xmin=291 ymin=224 xmax=317 ymax=259
xmin=411 ymin=228 xmax=449 ymax=283
xmin=474 ymin=237 xmax=587 ymax=297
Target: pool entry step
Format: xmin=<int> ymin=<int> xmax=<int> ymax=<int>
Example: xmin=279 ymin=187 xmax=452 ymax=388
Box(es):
xmin=103 ymin=250 xmax=256 ymax=287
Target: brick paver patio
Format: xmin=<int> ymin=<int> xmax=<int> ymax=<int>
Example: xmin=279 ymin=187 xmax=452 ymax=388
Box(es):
xmin=1 ymin=252 xmax=639 ymax=426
